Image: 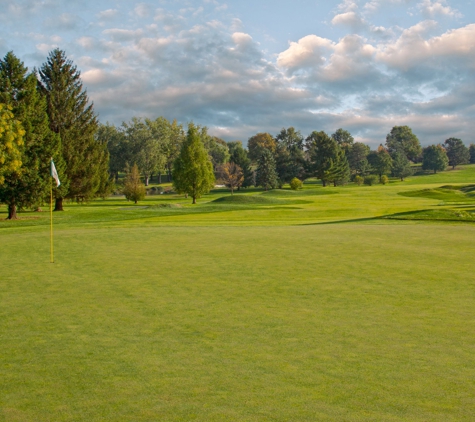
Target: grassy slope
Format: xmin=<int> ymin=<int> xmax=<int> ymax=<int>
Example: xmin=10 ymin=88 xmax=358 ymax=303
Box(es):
xmin=1 ymin=165 xmax=475 ymax=421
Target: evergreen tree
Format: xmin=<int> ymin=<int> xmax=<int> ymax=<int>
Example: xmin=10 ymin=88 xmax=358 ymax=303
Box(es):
xmin=348 ymin=142 xmax=370 ymax=176
xmin=248 ymin=132 xmax=276 ymax=163
xmin=306 ymin=131 xmax=338 ymax=187
xmin=469 ymin=144 xmax=475 ymax=164
xmin=275 ymin=127 xmax=305 ymax=186
xmin=0 ymin=103 xmax=24 ymax=188
xmin=122 ymin=163 xmax=146 ymax=204
xmin=443 ymin=138 xmax=470 ymax=169
xmin=328 ymin=147 xmax=350 ymax=186
xmin=391 ymin=150 xmax=413 ymax=181
xmin=0 ymin=51 xmax=60 ymax=219
xmin=173 ymin=124 xmax=215 ymax=204
xmin=256 ymin=149 xmax=278 ymax=191
xmin=39 ymin=49 xmax=109 ymax=210
xmin=229 ymin=143 xmax=254 ymax=188
xmin=331 ymin=128 xmax=354 ymax=156
xmin=422 ymin=145 xmax=448 ymax=173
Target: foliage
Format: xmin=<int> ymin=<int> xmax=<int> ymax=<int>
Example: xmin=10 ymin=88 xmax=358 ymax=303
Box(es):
xmin=219 ymin=162 xmax=243 ymax=194
xmin=385 ymin=125 xmax=422 ymax=162
xmin=364 ymin=175 xmax=378 ymax=185
xmin=289 ymin=177 xmax=303 ymax=190
xmin=229 ymin=142 xmax=254 ymax=188
xmin=444 ymin=137 xmax=470 ymax=169
xmin=391 ymin=150 xmax=413 ymax=181
xmin=306 ymin=131 xmax=339 ymax=187
xmin=328 ymin=147 xmax=350 ymax=186
xmin=331 ymin=128 xmax=354 ymax=156
xmin=368 ymin=145 xmax=392 ymax=181
xmin=0 ymin=103 xmax=24 ymax=186
xmin=274 ymin=127 xmax=305 ymax=186
xmin=39 ymin=49 xmax=110 ymax=209
xmin=122 ymin=164 xmax=146 ymax=204
xmin=0 ymin=52 xmax=61 ymax=219
xmin=348 ymin=142 xmax=370 ymax=176
xmin=469 ymin=144 xmax=475 ymax=164
xmin=247 ymin=132 xmax=276 ymax=163
xmin=422 ymin=144 xmax=448 ymax=174
xmin=173 ymin=124 xmax=215 ymax=204
xmin=256 ymin=149 xmax=278 ymax=191
xmin=96 ymin=123 xmax=127 ymax=182
xmin=206 ymin=136 xmax=230 ymax=170
xmin=354 ymin=175 xmax=364 ymax=185
xmin=380 ymin=175 xmax=389 ymax=185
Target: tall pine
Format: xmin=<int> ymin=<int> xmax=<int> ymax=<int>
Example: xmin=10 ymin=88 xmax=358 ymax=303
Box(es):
xmin=39 ymin=49 xmax=109 ymax=210
xmin=0 ymin=51 xmax=60 ymax=219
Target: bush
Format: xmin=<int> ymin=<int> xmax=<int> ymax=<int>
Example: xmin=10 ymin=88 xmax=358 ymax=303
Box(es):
xmin=380 ymin=175 xmax=389 ymax=185
xmin=364 ymin=175 xmax=378 ymax=186
xmin=289 ymin=177 xmax=303 ymax=190
xmin=354 ymin=175 xmax=364 ymax=186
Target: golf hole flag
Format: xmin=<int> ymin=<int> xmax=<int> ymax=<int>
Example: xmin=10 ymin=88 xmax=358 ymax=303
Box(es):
xmin=50 ymin=159 xmax=60 ymax=187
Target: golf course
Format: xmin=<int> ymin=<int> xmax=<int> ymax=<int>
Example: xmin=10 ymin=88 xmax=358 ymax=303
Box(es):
xmin=1 ymin=166 xmax=474 ymax=421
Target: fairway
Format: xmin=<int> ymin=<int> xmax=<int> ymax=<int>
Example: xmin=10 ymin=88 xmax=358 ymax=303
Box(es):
xmin=1 ymin=170 xmax=475 ymax=421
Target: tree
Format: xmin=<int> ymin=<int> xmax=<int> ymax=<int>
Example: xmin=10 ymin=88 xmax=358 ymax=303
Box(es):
xmin=327 ymin=147 xmax=350 ymax=186
xmin=256 ymin=149 xmax=278 ymax=191
xmin=122 ymin=164 xmax=145 ymax=204
xmin=0 ymin=104 xmax=24 ymax=187
xmin=229 ymin=142 xmax=253 ymax=188
xmin=290 ymin=177 xmax=303 ymax=190
xmin=206 ymin=136 xmax=230 ymax=170
xmin=160 ymin=119 xmax=184 ymax=182
xmin=367 ymin=145 xmax=392 ymax=181
xmin=422 ymin=145 xmax=448 ymax=173
xmin=391 ymin=150 xmax=412 ymax=181
xmin=0 ymin=52 xmax=60 ymax=220
xmin=173 ymin=124 xmax=215 ymax=204
xmin=470 ymin=144 xmax=475 ymax=164
xmin=39 ymin=49 xmax=110 ymax=210
xmin=306 ymin=131 xmax=338 ymax=187
xmin=348 ymin=142 xmax=370 ymax=176
xmin=385 ymin=126 xmax=422 ymax=162
xmin=219 ymin=162 xmax=243 ymax=195
xmin=247 ymin=132 xmax=276 ymax=163
xmin=275 ymin=127 xmax=305 ymax=186
xmin=331 ymin=128 xmax=354 ymax=156
xmin=444 ymin=138 xmax=469 ymax=169
xmin=97 ymin=122 xmax=127 ymax=182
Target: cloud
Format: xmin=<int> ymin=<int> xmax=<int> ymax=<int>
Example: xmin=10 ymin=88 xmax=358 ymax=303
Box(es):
xmin=418 ymin=0 xmax=462 ymax=18
xmin=97 ymin=9 xmax=119 ymax=20
xmin=277 ymin=35 xmax=333 ymax=70
xmin=332 ymin=11 xmax=367 ymax=30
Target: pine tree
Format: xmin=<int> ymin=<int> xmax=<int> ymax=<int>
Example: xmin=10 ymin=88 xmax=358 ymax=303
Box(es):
xmin=256 ymin=149 xmax=278 ymax=191
xmin=391 ymin=151 xmax=412 ymax=181
xmin=0 ymin=51 xmax=60 ymax=219
xmin=229 ymin=143 xmax=253 ymax=188
xmin=39 ymin=49 xmax=109 ymax=210
xmin=173 ymin=124 xmax=215 ymax=204
xmin=306 ymin=131 xmax=338 ymax=187
xmin=328 ymin=147 xmax=350 ymax=186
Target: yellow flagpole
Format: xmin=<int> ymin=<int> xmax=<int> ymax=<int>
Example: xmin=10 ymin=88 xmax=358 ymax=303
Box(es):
xmin=50 ymin=176 xmax=54 ymax=263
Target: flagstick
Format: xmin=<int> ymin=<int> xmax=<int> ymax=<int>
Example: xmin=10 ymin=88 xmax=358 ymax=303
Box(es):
xmin=50 ymin=178 xmax=54 ymax=263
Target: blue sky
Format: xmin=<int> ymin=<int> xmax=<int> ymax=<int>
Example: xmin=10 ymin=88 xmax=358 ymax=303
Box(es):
xmin=1 ymin=0 xmax=474 ymax=146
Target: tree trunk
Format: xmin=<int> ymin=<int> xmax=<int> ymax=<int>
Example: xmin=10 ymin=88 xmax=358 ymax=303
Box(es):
xmin=192 ymin=195 xmax=196 ymax=204
xmin=158 ymin=173 xmax=162 ymax=184
xmin=54 ymin=197 xmax=64 ymax=211
xmin=322 ymin=180 xmax=326 ymax=187
xmin=7 ymin=203 xmax=18 ymax=220
xmin=145 ymin=176 xmax=150 ymax=186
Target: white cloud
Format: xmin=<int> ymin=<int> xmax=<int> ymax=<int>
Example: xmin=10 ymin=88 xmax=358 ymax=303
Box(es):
xmin=332 ymin=11 xmax=367 ymax=30
xmin=277 ymin=35 xmax=333 ymax=70
xmin=418 ymin=0 xmax=461 ymax=18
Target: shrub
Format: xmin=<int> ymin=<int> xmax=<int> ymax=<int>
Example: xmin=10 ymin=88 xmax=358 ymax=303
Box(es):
xmin=290 ymin=177 xmax=303 ymax=190
xmin=380 ymin=175 xmax=389 ymax=185
xmin=364 ymin=175 xmax=378 ymax=186
xmin=354 ymin=175 xmax=364 ymax=186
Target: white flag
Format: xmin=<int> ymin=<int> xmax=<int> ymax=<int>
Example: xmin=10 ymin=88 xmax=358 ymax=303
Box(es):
xmin=50 ymin=159 xmax=61 ymax=187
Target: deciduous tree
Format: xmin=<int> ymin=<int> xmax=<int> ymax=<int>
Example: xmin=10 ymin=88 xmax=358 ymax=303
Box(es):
xmin=422 ymin=145 xmax=448 ymax=174
xmin=444 ymin=138 xmax=469 ymax=169
xmin=385 ymin=126 xmax=421 ymax=162
xmin=248 ymin=132 xmax=276 ymax=163
xmin=391 ymin=150 xmax=412 ymax=181
xmin=122 ymin=163 xmax=145 ymax=204
xmin=219 ymin=162 xmax=243 ymax=195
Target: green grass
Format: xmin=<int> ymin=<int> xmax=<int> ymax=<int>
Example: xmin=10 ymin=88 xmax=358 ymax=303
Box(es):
xmin=1 ymin=165 xmax=475 ymax=421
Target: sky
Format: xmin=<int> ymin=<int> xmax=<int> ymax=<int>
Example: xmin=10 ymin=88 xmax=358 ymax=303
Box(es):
xmin=1 ymin=0 xmax=474 ymax=147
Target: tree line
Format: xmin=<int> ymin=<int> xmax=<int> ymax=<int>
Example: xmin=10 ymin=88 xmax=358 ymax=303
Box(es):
xmin=2 ymin=49 xmax=475 ymax=212
xmin=0 ymin=50 xmax=109 ymax=219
